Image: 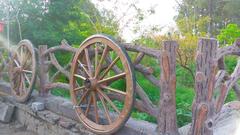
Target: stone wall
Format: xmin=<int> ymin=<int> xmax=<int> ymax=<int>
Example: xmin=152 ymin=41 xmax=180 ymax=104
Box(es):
xmin=0 ymin=91 xmax=157 ymax=135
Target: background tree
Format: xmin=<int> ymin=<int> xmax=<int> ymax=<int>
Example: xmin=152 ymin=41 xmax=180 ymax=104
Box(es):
xmin=217 ymin=24 xmax=240 ymax=46
xmin=0 ymin=0 xmax=118 ymax=46
xmin=175 ymin=0 xmax=240 ymax=37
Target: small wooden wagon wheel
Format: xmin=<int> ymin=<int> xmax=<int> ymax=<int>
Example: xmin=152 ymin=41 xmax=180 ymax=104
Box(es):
xmin=70 ymin=34 xmax=135 ymax=134
xmin=9 ymin=40 xmax=36 ymax=103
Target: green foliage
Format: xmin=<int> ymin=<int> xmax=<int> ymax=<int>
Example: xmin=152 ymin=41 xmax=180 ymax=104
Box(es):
xmin=224 ymin=56 xmax=238 ymax=73
xmin=0 ymin=0 xmax=118 ymax=46
xmin=134 ymin=36 xmax=159 ymax=49
xmin=175 ymin=0 xmax=240 ymax=36
xmin=51 ymin=88 xmax=70 ymax=99
xmin=176 ymin=85 xmax=194 ymax=127
xmin=217 ymin=24 xmax=240 ymax=45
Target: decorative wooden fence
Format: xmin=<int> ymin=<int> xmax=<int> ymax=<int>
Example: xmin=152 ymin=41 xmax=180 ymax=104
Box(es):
xmin=1 ymin=36 xmax=240 ymax=135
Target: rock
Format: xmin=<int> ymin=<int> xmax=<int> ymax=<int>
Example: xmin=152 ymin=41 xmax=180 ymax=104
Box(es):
xmin=214 ymin=101 xmax=240 ymax=135
xmin=59 ymin=118 xmax=76 ymax=129
xmin=0 ymin=102 xmax=15 ymax=123
xmin=179 ymin=124 xmax=190 ymax=135
xmin=45 ymin=113 xmax=60 ymax=124
xmin=31 ymin=102 xmax=45 ymax=112
xmin=0 ymin=97 xmax=4 ymax=102
xmin=71 ymin=127 xmax=79 ymax=133
xmin=179 ymin=101 xmax=240 ymax=135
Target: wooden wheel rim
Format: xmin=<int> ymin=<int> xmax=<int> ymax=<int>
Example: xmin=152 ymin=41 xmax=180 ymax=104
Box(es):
xmin=70 ymin=34 xmax=135 ymax=134
xmin=9 ymin=40 xmax=36 ymax=103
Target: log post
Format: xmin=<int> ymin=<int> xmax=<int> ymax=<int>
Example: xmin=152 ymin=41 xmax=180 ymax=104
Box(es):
xmin=189 ymin=38 xmax=218 ymax=135
xmin=38 ymin=45 xmax=49 ymax=96
xmin=157 ymin=41 xmax=179 ymax=135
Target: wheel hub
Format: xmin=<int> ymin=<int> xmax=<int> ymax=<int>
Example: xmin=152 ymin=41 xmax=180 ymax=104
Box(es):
xmin=15 ymin=67 xmax=23 ymax=73
xmin=84 ymin=78 xmax=98 ymax=90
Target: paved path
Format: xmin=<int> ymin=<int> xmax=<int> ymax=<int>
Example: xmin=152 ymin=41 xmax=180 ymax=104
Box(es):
xmin=0 ymin=121 xmax=37 ymax=135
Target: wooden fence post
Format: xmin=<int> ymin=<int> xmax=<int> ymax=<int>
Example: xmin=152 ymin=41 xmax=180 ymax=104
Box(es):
xmin=189 ymin=38 xmax=218 ymax=135
xmin=38 ymin=45 xmax=49 ymax=96
xmin=157 ymin=41 xmax=179 ymax=135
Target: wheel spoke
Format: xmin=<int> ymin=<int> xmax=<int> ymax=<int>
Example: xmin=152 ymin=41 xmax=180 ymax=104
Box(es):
xmin=97 ymin=91 xmax=112 ymax=124
xmin=13 ymin=59 xmax=21 ymax=67
xmin=78 ymin=60 xmax=91 ymax=77
xmin=92 ymin=92 xmax=99 ymax=123
xmin=15 ymin=75 xmax=21 ymax=95
xmin=77 ymin=89 xmax=90 ymax=106
xmin=74 ymin=74 xmax=86 ymax=80
xmin=85 ymin=93 xmax=93 ymax=116
xmin=20 ymin=46 xmax=24 ymax=64
xmin=95 ymin=45 xmax=109 ymax=78
xmin=22 ymin=53 xmax=31 ymax=69
xmin=100 ymin=85 xmax=126 ymax=95
xmin=95 ymin=44 xmax=98 ymax=72
xmin=23 ymin=73 xmax=31 ymax=85
xmin=19 ymin=75 xmax=24 ymax=96
xmin=100 ymin=56 xmax=120 ymax=80
xmin=98 ymin=72 xmax=126 ymax=84
xmin=84 ymin=48 xmax=93 ymax=77
xmin=21 ymin=74 xmax=27 ymax=94
xmin=97 ymin=88 xmax=120 ymax=114
xmin=74 ymin=86 xmax=86 ymax=92
xmin=23 ymin=69 xmax=32 ymax=74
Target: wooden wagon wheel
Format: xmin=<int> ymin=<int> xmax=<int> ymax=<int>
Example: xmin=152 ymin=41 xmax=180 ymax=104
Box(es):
xmin=9 ymin=40 xmax=36 ymax=103
xmin=70 ymin=34 xmax=135 ymax=134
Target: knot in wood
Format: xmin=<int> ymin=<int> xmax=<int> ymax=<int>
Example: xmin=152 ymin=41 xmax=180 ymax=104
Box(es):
xmin=195 ymin=72 xmax=205 ymax=82
xmin=198 ymin=103 xmax=208 ymax=113
xmin=163 ymin=93 xmax=172 ymax=102
xmin=205 ymin=119 xmax=213 ymax=129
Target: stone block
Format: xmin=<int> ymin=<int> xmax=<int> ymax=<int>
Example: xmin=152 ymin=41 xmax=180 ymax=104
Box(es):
xmin=59 ymin=118 xmax=76 ymax=129
xmin=31 ymin=102 xmax=45 ymax=112
xmin=0 ymin=102 xmax=15 ymax=123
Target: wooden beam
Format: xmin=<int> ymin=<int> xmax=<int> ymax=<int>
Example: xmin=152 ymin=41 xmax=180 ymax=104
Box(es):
xmin=189 ymin=38 xmax=218 ymax=135
xmin=157 ymin=41 xmax=179 ymax=135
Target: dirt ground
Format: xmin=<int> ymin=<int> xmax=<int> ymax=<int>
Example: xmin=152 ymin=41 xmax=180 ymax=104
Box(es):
xmin=0 ymin=121 xmax=37 ymax=135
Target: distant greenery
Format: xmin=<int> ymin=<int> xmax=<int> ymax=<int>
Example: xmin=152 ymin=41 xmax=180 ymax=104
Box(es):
xmin=0 ymin=0 xmax=118 ymax=46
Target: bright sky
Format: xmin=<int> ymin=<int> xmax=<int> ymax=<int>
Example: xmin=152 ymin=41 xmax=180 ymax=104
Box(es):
xmin=91 ymin=0 xmax=178 ymax=42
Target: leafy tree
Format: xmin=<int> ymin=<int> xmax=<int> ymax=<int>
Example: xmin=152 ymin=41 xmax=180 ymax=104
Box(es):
xmin=0 ymin=0 xmax=118 ymax=46
xmin=134 ymin=32 xmax=197 ymax=84
xmin=175 ymin=0 xmax=240 ymax=37
xmin=217 ymin=23 xmax=240 ymax=46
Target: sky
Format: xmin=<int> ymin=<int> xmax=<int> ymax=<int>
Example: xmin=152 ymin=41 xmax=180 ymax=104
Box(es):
xmin=91 ymin=0 xmax=178 ymax=42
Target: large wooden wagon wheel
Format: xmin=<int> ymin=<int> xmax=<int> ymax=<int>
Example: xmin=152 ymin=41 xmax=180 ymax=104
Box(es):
xmin=70 ymin=34 xmax=135 ymax=134
xmin=9 ymin=40 xmax=36 ymax=103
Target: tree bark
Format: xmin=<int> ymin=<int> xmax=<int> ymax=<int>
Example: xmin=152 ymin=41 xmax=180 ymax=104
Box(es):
xmin=189 ymin=38 xmax=218 ymax=135
xmin=38 ymin=45 xmax=49 ymax=96
xmin=157 ymin=41 xmax=179 ymax=135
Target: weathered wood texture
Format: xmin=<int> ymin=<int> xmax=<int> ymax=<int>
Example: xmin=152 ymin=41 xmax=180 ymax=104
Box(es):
xmin=215 ymin=59 xmax=240 ymax=113
xmin=216 ymin=39 xmax=240 ymax=60
xmin=157 ymin=41 xmax=179 ymax=135
xmin=38 ymin=45 xmax=49 ymax=96
xmin=189 ymin=38 xmax=218 ymax=135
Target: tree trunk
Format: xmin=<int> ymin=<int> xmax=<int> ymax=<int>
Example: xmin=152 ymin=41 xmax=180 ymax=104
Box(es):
xmin=157 ymin=41 xmax=179 ymax=135
xmin=188 ymin=38 xmax=218 ymax=135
